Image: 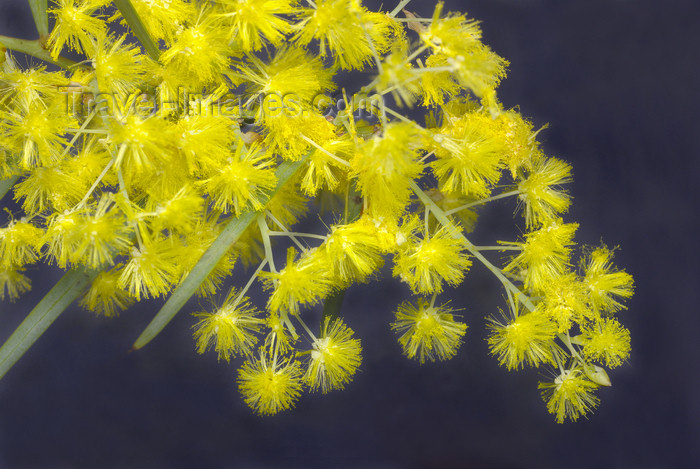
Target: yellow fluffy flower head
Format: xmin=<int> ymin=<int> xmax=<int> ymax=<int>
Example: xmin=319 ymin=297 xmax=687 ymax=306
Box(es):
xmin=539 ymin=369 xmax=600 ymax=423
xmin=322 ymin=219 xmax=384 ymax=284
xmin=305 ymin=317 xmax=362 ymax=393
xmin=582 ymin=246 xmax=635 ymax=314
xmin=193 ymin=289 xmax=265 ymax=362
xmin=351 ymin=121 xmax=424 ymax=218
xmin=238 ymin=352 xmax=303 ymax=416
xmin=430 ymin=111 xmax=507 ymax=198
xmin=391 ymin=297 xmax=467 ymax=364
xmin=518 ymin=157 xmax=572 ymax=228
xmin=159 ymin=7 xmax=231 ymax=86
xmin=294 ymin=0 xmax=399 ymax=70
xmin=219 ymin=0 xmax=295 ymax=52
xmin=487 ymin=308 xmax=559 ymax=370
xmin=580 ymin=318 xmax=631 ymax=369
xmin=503 ymin=220 xmax=578 ymax=292
xmin=0 ymin=0 xmax=635 ymax=425
xmin=393 ymin=223 xmax=472 ymax=294
xmin=259 ymin=247 xmax=335 ymax=314
xmin=48 ymin=0 xmax=106 ymax=59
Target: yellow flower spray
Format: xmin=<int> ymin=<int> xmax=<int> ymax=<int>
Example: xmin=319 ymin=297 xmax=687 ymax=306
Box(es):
xmin=0 ymin=0 xmax=634 ymax=422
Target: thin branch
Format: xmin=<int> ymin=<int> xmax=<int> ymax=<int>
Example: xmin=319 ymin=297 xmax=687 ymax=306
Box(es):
xmin=409 ymin=180 xmax=536 ymax=312
xmin=0 ymin=35 xmax=77 ymax=69
xmin=389 ymin=0 xmax=412 ymax=18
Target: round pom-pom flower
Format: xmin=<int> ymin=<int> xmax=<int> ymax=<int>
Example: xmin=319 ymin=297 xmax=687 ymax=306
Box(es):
xmin=580 ymin=318 xmax=631 ymax=369
xmin=487 ymin=308 xmax=559 ymax=370
xmin=391 ymin=297 xmax=467 ymax=364
xmin=517 ymin=157 xmax=572 ymax=229
xmin=237 ymin=352 xmax=303 ymax=416
xmin=305 ymin=317 xmax=362 ymax=393
xmin=192 ymin=288 xmax=264 ymax=361
xmin=581 ymin=246 xmax=635 ymax=314
xmin=538 ymin=368 xmax=600 ymax=423
xmin=393 ymin=224 xmax=472 ymax=294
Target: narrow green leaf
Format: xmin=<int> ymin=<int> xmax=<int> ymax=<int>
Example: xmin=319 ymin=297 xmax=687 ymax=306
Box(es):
xmin=112 ymin=0 xmax=161 ymax=61
xmin=132 ymin=156 xmax=309 ymax=350
xmin=0 ymin=268 xmax=98 ymax=380
xmin=28 ymin=0 xmax=49 ymax=37
xmin=0 ymin=35 xmax=77 ymax=69
xmin=0 ymin=175 xmax=20 ymax=202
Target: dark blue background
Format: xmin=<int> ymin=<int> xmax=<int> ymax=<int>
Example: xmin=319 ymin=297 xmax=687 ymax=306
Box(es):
xmin=1 ymin=0 xmax=698 ymax=467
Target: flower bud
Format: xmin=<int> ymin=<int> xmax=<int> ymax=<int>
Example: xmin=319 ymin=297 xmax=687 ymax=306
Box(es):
xmin=584 ymin=363 xmax=612 ymax=387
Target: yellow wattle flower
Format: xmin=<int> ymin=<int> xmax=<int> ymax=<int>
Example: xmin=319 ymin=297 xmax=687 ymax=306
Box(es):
xmin=47 ymin=0 xmax=106 ymax=59
xmin=582 ymin=246 xmax=635 ymax=314
xmin=79 ymin=267 xmax=134 ymax=318
xmin=487 ymin=308 xmax=560 ymax=370
xmin=293 ymin=0 xmax=400 ymax=70
xmin=219 ymin=0 xmax=296 ymax=52
xmin=580 ymin=318 xmax=631 ymax=369
xmin=259 ymin=247 xmax=335 ymax=315
xmin=518 ymin=157 xmax=573 ymax=228
xmin=539 ymin=369 xmax=600 ymax=424
xmin=238 ymin=352 xmax=303 ymax=416
xmin=502 ymin=220 xmax=579 ymax=292
xmin=304 ymin=318 xmax=362 ymax=393
xmin=393 ymin=224 xmax=472 ymax=294
xmin=391 ymin=297 xmax=467 ymax=364
xmin=192 ymin=288 xmax=265 ymax=362
xmin=0 ymin=0 xmax=636 ymax=424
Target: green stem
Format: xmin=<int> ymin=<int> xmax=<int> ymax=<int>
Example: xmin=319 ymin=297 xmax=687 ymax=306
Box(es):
xmin=294 ymin=314 xmax=317 ymax=341
xmin=299 ymin=134 xmax=350 ymax=167
xmin=444 ymin=190 xmax=520 ymax=216
xmin=265 ymin=211 xmax=310 ymax=252
xmin=384 ymin=104 xmax=420 ymax=124
xmin=267 ymin=231 xmax=327 ymax=242
xmin=257 ymin=215 xmax=276 ymax=273
xmin=74 ymin=158 xmax=113 ymax=210
xmin=409 ymin=180 xmax=536 ymax=312
xmin=60 ymin=109 xmax=98 ymax=160
xmin=557 ymin=332 xmax=584 ymax=363
xmin=0 ymin=35 xmax=77 ymax=69
xmin=28 ymin=0 xmax=49 ymax=37
xmin=231 ymin=259 xmax=268 ymax=310
xmin=406 ymin=44 xmax=430 ymax=64
xmin=113 ymin=0 xmax=161 ymax=61
xmin=394 ymin=17 xmax=433 ymax=22
xmin=389 ymin=0 xmax=412 ymax=18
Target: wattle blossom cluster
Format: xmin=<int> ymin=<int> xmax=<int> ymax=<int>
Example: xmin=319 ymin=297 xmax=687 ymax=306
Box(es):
xmin=0 ymin=0 xmax=634 ymax=422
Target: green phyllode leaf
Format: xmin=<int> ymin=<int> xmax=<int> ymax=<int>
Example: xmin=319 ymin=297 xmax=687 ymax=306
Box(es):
xmin=112 ymin=0 xmax=161 ymax=61
xmin=0 ymin=268 xmax=100 ymax=380
xmin=132 ymin=156 xmax=309 ymax=350
xmin=28 ymin=0 xmax=49 ymax=37
xmin=0 ymin=175 xmax=20 ymax=202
